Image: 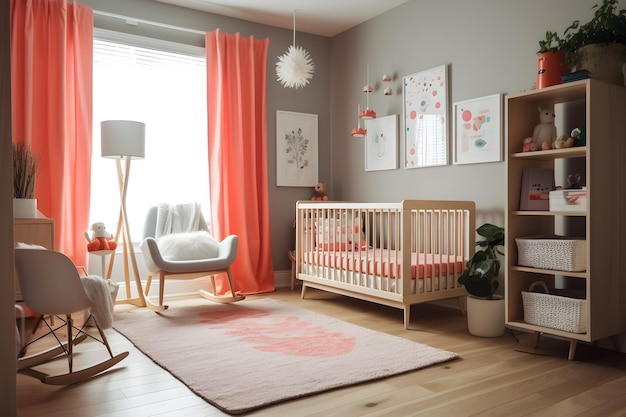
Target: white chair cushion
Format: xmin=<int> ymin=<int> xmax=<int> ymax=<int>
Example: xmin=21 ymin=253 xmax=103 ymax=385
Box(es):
xmin=16 ymin=242 xmax=46 ymax=250
xmin=157 ymin=231 xmax=220 ymax=261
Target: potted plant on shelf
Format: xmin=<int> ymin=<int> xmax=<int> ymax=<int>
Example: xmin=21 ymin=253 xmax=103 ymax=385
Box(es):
xmin=458 ymin=223 xmax=505 ymax=337
xmin=536 ymin=31 xmax=569 ymax=89
xmin=13 ymin=142 xmax=39 ymax=218
xmin=562 ymin=0 xmax=626 ymax=85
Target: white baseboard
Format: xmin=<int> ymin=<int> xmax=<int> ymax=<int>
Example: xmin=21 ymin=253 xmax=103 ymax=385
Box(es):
xmin=273 ymin=269 xmax=293 ymax=289
xmin=115 ymin=270 xmax=294 ymax=300
xmin=93 ymin=247 xmax=297 ymax=298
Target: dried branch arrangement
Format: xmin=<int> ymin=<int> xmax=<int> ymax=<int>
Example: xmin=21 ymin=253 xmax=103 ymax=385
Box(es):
xmin=13 ymin=143 xmax=38 ymax=198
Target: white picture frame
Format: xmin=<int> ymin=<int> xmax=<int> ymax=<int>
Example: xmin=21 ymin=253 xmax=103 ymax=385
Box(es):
xmin=276 ymin=111 xmax=318 ymax=187
xmin=365 ymin=115 xmax=398 ymax=171
xmin=453 ymin=94 xmax=503 ymax=165
xmin=403 ymin=65 xmax=449 ymax=169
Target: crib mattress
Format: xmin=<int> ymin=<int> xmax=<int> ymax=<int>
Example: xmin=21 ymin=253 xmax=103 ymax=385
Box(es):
xmin=302 ymin=249 xmax=464 ymax=280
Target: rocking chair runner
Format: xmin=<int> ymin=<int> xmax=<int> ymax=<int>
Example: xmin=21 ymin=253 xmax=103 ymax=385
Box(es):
xmin=14 ymin=248 xmax=128 ymax=385
xmin=140 ymin=205 xmax=244 ymax=311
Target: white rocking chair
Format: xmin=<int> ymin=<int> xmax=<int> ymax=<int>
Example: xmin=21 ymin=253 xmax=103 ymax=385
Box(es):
xmin=140 ymin=205 xmax=244 ymax=311
xmin=15 ymin=248 xmax=128 ymax=385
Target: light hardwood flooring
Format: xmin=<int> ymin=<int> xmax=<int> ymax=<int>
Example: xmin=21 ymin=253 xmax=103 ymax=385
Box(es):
xmin=17 ymin=287 xmax=626 ymax=417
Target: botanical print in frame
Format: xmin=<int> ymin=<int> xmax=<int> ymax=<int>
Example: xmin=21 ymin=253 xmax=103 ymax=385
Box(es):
xmin=453 ymin=94 xmax=503 ymax=165
xmin=276 ymin=111 xmax=318 ymax=187
xmin=365 ymin=115 xmax=398 ymax=171
xmin=403 ymin=65 xmax=448 ymax=169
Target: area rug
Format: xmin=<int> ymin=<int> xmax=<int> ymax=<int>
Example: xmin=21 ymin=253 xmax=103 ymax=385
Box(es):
xmin=113 ymin=298 xmax=457 ymax=414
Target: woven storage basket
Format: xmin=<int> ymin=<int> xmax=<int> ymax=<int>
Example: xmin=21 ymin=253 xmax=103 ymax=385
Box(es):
xmin=522 ymin=281 xmax=587 ymax=333
xmin=516 ymin=235 xmax=586 ymax=271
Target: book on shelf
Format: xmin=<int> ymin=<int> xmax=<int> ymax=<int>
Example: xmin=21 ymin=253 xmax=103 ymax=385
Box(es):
xmin=562 ymin=70 xmax=589 ymax=83
xmin=520 ymin=168 xmax=554 ymax=211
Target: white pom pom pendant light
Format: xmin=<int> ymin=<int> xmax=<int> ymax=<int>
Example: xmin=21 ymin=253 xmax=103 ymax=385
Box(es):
xmin=276 ymin=10 xmax=314 ymax=89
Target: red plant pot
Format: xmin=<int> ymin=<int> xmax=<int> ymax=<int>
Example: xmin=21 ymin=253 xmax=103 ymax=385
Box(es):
xmin=536 ymin=51 xmax=568 ymax=89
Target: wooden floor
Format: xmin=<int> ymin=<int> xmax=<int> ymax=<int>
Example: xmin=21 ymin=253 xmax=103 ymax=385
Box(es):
xmin=16 ymin=287 xmax=626 ymax=417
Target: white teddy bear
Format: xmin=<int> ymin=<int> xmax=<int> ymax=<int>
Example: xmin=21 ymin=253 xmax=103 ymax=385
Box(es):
xmin=532 ymin=107 xmax=557 ymax=151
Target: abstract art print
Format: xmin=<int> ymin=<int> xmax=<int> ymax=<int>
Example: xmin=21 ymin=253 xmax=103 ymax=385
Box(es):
xmin=276 ymin=111 xmax=318 ymax=186
xmin=365 ymin=115 xmax=398 ymax=171
xmin=453 ymin=94 xmax=502 ymax=165
xmin=403 ymin=65 xmax=448 ymax=169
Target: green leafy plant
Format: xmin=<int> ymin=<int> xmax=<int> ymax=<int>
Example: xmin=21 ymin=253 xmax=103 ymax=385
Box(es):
xmin=13 ymin=143 xmax=38 ymax=199
xmin=538 ymin=30 xmax=566 ymax=54
xmin=562 ymin=0 xmax=626 ymax=53
xmin=458 ymin=223 xmax=504 ymax=300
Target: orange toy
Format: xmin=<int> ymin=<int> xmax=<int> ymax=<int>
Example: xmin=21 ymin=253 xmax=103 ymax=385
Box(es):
xmin=85 ymin=222 xmax=118 ymax=252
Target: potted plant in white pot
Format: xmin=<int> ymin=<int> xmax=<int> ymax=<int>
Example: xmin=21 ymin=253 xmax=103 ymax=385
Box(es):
xmin=458 ymin=223 xmax=505 ymax=337
xmin=562 ymin=0 xmax=626 ymax=85
xmin=13 ymin=142 xmax=39 ymax=218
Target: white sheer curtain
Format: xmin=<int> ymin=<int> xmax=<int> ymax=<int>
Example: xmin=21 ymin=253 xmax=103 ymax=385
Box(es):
xmin=90 ymin=34 xmax=209 ymax=242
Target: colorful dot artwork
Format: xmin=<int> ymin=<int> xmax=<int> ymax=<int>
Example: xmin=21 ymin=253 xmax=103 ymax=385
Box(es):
xmin=403 ymin=65 xmax=448 ymax=168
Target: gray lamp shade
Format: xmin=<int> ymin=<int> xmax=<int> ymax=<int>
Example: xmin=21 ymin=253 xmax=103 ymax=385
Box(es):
xmin=101 ymin=120 xmax=146 ymax=159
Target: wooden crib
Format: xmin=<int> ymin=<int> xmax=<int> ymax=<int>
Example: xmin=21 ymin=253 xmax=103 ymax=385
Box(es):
xmin=295 ymin=200 xmax=475 ymax=329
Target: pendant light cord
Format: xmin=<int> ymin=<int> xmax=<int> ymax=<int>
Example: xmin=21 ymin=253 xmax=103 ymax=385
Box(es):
xmin=366 ymin=64 xmax=370 ymax=109
xmin=292 ymin=10 xmax=296 ymax=47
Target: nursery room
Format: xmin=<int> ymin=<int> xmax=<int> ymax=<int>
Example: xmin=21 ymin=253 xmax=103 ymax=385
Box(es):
xmin=3 ymin=0 xmax=626 ymax=416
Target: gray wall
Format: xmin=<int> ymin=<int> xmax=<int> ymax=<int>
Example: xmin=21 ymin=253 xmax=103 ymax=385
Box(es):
xmin=331 ymin=0 xmax=626 ymax=351
xmin=329 ymin=0 xmax=613 ymax=227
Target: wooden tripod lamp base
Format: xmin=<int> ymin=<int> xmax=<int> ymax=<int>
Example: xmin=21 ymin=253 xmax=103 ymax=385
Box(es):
xmin=100 ymin=120 xmax=147 ymax=307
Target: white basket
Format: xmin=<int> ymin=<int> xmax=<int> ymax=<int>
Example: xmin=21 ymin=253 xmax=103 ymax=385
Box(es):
xmin=522 ymin=281 xmax=587 ymax=333
xmin=516 ymin=235 xmax=586 ymax=271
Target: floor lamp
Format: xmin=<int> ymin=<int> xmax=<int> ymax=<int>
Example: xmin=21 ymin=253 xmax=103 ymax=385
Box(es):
xmin=101 ymin=120 xmax=146 ymax=307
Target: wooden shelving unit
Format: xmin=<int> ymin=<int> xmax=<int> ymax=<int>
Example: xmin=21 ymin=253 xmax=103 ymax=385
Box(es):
xmin=505 ymin=79 xmax=626 ymax=359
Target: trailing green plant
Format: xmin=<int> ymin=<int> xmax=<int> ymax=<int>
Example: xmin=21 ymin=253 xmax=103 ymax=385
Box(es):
xmin=458 ymin=223 xmax=504 ymax=300
xmin=13 ymin=143 xmax=38 ymax=199
xmin=562 ymin=0 xmax=626 ymax=53
xmin=537 ymin=30 xmax=566 ymax=54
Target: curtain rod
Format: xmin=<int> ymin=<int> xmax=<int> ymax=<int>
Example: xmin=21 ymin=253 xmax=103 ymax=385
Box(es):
xmin=93 ymin=9 xmax=206 ymax=36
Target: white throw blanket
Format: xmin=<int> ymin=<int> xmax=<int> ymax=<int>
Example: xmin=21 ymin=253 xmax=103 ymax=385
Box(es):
xmin=81 ymin=275 xmax=115 ymax=329
xmin=155 ymin=202 xmax=209 ymax=238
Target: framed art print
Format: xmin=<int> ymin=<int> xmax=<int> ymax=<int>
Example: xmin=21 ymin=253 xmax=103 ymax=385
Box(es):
xmin=365 ymin=115 xmax=398 ymax=171
xmin=403 ymin=65 xmax=448 ymax=169
xmin=276 ymin=111 xmax=318 ymax=187
xmin=453 ymin=94 xmax=502 ymax=165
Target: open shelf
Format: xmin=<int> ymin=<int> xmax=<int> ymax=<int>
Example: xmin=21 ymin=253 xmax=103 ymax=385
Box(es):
xmin=505 ymin=79 xmax=626 ymax=359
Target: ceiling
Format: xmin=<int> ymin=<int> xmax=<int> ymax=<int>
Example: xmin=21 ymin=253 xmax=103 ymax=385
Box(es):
xmin=156 ymin=0 xmax=409 ymax=37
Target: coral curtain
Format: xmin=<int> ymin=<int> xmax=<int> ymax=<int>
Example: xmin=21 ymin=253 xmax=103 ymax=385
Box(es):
xmin=205 ymin=29 xmax=275 ymax=294
xmin=10 ymin=0 xmax=93 ymax=267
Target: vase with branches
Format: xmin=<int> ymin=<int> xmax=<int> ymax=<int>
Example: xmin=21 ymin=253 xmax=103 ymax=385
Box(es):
xmin=13 ymin=143 xmax=38 ymax=199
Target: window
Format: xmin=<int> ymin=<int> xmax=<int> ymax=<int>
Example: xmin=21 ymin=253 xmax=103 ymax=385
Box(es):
xmin=90 ymin=33 xmax=208 ymax=242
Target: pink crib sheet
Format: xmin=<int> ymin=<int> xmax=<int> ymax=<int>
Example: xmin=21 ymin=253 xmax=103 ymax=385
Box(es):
xmin=302 ymin=249 xmax=465 ymax=279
